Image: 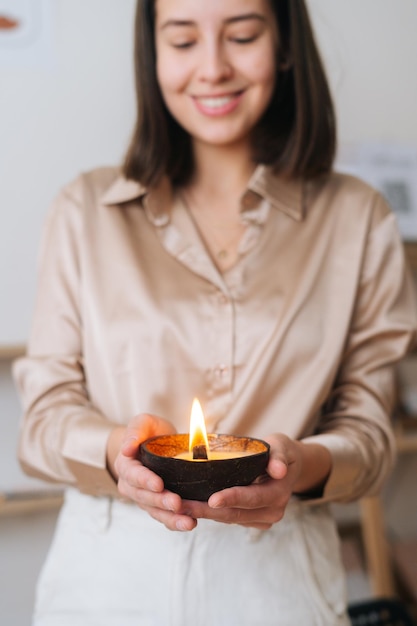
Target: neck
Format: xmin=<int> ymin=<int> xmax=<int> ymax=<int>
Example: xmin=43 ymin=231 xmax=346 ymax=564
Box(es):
xmin=190 ymin=140 xmax=256 ymax=202
xmin=179 ymin=141 xmax=255 ymax=273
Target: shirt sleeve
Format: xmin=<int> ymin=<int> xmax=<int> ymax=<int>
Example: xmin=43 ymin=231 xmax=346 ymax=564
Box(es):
xmin=13 ymin=182 xmax=120 ymax=498
xmin=302 ymin=192 xmax=417 ymax=503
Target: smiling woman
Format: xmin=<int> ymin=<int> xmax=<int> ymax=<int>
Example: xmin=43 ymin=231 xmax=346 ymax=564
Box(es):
xmin=124 ymin=0 xmax=336 ymax=187
xmin=12 ymin=0 xmax=417 ymax=625
xmin=154 ymin=0 xmax=277 ymax=151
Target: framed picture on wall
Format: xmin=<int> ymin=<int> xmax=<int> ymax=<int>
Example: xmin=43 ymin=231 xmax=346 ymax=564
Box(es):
xmin=0 ymin=0 xmax=53 ymax=68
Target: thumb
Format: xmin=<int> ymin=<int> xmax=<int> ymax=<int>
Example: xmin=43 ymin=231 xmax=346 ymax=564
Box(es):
xmin=121 ymin=414 xmax=176 ymax=457
xmin=121 ymin=435 xmax=142 ymax=457
xmin=267 ymin=456 xmax=289 ymax=480
xmin=264 ymin=433 xmax=293 ymax=480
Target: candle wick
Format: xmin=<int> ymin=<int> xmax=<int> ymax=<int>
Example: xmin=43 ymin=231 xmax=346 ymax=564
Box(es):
xmin=192 ymin=444 xmax=208 ymax=460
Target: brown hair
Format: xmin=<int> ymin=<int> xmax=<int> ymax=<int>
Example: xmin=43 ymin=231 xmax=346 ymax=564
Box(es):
xmin=123 ymin=0 xmax=336 ymax=187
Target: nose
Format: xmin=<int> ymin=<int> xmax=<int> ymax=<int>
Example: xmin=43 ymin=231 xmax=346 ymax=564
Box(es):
xmin=197 ymin=40 xmax=232 ymax=84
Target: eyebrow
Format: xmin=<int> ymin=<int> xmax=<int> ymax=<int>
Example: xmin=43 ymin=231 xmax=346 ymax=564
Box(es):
xmin=159 ymin=13 xmax=267 ymax=30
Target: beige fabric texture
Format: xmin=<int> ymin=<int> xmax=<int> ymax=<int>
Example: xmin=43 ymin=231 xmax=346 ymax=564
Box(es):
xmin=14 ymin=165 xmax=417 ymax=501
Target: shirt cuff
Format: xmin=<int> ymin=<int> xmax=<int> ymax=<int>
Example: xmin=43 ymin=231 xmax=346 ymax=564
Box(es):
xmin=62 ymin=418 xmax=121 ymax=498
xmin=300 ymin=433 xmax=363 ymax=503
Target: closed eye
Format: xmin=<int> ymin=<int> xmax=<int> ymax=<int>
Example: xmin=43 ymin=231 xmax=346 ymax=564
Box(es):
xmin=171 ymin=40 xmax=195 ymax=49
xmin=231 ymin=35 xmax=257 ymax=44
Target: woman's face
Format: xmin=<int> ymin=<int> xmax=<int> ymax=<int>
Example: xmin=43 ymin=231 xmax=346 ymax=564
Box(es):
xmin=154 ymin=0 xmax=278 ymax=152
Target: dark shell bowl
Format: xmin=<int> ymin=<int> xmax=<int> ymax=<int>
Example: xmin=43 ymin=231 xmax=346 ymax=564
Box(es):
xmin=138 ymin=433 xmax=270 ymax=501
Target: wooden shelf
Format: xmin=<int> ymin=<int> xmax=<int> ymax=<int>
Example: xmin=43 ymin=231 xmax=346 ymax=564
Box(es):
xmin=360 ymin=414 xmax=417 ymax=598
xmin=404 ymin=241 xmax=417 ymax=269
xmin=392 ymin=539 xmax=417 ymax=603
xmin=0 ymin=344 xmax=25 ymax=359
xmin=394 ymin=415 xmax=417 ymax=453
xmin=0 ymin=490 xmax=63 ymax=517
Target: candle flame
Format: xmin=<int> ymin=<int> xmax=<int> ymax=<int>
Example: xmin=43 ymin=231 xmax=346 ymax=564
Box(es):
xmin=189 ymin=398 xmax=210 ymax=456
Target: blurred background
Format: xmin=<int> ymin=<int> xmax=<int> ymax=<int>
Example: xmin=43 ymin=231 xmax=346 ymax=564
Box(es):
xmin=0 ymin=1 xmax=416 ymax=623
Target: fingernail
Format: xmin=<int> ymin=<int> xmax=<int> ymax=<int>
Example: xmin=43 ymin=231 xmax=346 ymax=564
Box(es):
xmin=176 ymin=520 xmax=188 ymax=531
xmin=124 ymin=436 xmax=138 ymax=447
xmin=210 ymin=498 xmax=223 ymax=509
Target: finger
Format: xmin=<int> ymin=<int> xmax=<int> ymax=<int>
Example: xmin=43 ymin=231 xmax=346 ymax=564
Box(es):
xmin=118 ymin=480 xmax=183 ymax=513
xmin=185 ymin=484 xmax=280 ymax=516
xmin=263 ymin=435 xmax=293 ymax=480
xmin=267 ymin=457 xmax=289 ymax=480
xmin=207 ymin=482 xmax=277 ymax=510
xmin=180 ymin=499 xmax=212 ymax=518
xmin=117 ymin=458 xmax=165 ymax=492
xmin=183 ymin=501 xmax=283 ymax=526
xmin=142 ymin=504 xmax=197 ymax=532
xmin=136 ymin=488 xmax=183 ymax=514
xmin=121 ymin=414 xmax=176 ymax=457
xmin=121 ymin=436 xmax=142 ymax=457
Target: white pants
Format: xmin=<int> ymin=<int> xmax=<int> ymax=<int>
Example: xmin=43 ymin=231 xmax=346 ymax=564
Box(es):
xmin=33 ymin=489 xmax=350 ymax=626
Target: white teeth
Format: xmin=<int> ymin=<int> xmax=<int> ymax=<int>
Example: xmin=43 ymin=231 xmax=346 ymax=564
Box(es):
xmin=198 ymin=95 xmax=234 ymax=108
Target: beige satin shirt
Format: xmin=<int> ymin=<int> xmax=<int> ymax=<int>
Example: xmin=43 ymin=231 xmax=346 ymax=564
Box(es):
xmin=14 ymin=165 xmax=417 ymax=503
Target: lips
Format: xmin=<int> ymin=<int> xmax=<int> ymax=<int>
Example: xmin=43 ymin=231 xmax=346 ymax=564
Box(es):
xmin=192 ymin=91 xmax=244 ymax=116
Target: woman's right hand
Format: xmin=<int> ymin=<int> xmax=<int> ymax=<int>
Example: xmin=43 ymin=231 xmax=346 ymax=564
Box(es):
xmin=111 ymin=414 xmax=198 ymax=531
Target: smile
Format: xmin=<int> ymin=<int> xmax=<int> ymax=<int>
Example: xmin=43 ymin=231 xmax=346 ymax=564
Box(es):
xmin=198 ymin=95 xmax=235 ymax=108
xmin=193 ymin=92 xmax=243 ymax=116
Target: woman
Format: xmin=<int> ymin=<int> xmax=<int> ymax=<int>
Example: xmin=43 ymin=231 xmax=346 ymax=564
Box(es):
xmin=14 ymin=0 xmax=417 ymax=624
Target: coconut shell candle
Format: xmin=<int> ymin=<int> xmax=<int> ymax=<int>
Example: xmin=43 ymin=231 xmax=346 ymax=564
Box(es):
xmin=138 ymin=399 xmax=270 ymax=501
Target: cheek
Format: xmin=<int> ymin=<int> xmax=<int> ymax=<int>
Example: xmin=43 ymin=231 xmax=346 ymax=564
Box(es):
xmin=254 ymin=48 xmax=277 ymax=88
xmin=240 ymin=43 xmax=277 ymax=96
xmin=156 ymin=52 xmax=189 ymax=99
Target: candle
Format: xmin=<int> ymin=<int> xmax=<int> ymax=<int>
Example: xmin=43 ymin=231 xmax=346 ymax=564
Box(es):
xmin=138 ymin=398 xmax=270 ymax=500
xmin=175 ymin=450 xmax=256 ymax=461
xmin=188 ymin=398 xmax=209 ymax=459
xmin=175 ymin=399 xmax=260 ymax=461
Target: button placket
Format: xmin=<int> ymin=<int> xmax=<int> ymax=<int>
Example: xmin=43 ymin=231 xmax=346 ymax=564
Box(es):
xmin=207 ymin=288 xmax=234 ymax=404
xmin=214 ymin=363 xmax=229 ymax=379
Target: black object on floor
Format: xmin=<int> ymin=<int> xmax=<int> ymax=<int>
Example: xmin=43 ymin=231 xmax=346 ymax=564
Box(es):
xmin=348 ymin=597 xmax=416 ymax=626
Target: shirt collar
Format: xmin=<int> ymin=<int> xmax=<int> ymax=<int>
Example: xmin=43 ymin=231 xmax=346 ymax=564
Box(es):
xmin=100 ymin=174 xmax=146 ymax=205
xmin=100 ymin=165 xmax=305 ymax=224
xmin=100 ymin=172 xmax=172 ymax=226
xmin=246 ymin=165 xmax=305 ymax=222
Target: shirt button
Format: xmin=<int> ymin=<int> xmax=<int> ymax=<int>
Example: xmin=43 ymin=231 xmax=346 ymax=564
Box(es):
xmin=215 ymin=364 xmax=228 ymax=378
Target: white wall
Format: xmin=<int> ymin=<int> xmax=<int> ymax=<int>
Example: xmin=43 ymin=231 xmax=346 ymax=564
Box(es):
xmin=0 ymin=2 xmax=136 ymax=624
xmin=0 ymin=0 xmax=136 ymax=345
xmin=308 ymin=0 xmax=417 ymax=143
xmin=1 ymin=1 xmax=417 ymax=624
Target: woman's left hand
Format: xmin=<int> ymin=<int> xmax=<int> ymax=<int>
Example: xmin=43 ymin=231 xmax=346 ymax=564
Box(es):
xmin=180 ymin=434 xmax=331 ymax=530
